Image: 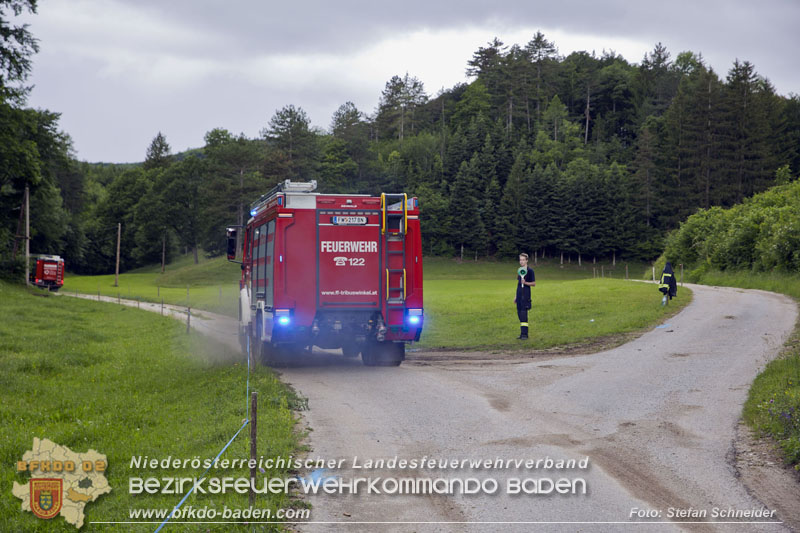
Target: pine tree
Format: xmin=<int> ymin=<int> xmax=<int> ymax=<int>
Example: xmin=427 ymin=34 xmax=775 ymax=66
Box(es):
xmin=629 ymin=120 xmax=658 ymax=227
xmin=524 ymin=31 xmax=558 ymax=124
xmin=496 ymin=153 xmax=529 ymax=257
xmin=262 ymin=104 xmax=319 ymax=180
xmin=143 ymin=132 xmax=172 ymax=170
xmin=375 ymin=74 xmax=427 ymax=141
xmin=448 ymin=160 xmax=486 ymax=258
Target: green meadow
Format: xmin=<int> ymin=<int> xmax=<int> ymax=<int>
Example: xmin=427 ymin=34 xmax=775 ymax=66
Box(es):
xmin=417 ymin=277 xmax=686 ymax=350
xmin=66 ymin=254 xmax=241 ymax=317
xmin=0 ymin=281 xmax=303 ymax=532
xmin=66 ymin=255 xmax=684 ymax=351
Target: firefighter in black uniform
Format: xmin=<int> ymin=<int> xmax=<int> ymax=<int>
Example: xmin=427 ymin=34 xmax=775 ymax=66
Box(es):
xmin=658 ymin=261 xmax=678 ymax=302
xmin=515 ymin=253 xmax=536 ymax=339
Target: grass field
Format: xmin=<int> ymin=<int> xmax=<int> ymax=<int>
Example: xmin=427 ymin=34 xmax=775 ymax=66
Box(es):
xmin=66 ymin=255 xmax=678 ymax=352
xmin=0 ymin=281 xmax=303 ymax=532
xmin=423 ymin=256 xmax=645 ymax=281
xmin=417 ymin=277 xmax=688 ymax=350
xmin=66 ymin=254 xmax=242 ymax=317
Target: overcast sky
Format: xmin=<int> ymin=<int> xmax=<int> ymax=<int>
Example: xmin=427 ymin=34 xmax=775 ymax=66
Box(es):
xmin=17 ymin=0 xmax=800 ymax=163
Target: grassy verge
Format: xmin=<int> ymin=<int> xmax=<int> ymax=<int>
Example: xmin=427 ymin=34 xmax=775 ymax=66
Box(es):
xmin=416 ymin=277 xmax=690 ymax=351
xmin=0 ymin=281 xmax=304 ymax=532
xmin=686 ymin=269 xmax=800 ymax=469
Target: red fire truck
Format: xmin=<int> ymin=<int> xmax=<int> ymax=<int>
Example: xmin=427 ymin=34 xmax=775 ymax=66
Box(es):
xmin=227 ymin=180 xmax=423 ymax=366
xmin=30 ymin=255 xmax=65 ymax=291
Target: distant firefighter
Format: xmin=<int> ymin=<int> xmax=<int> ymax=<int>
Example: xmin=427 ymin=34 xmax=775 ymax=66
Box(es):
xmin=658 ymin=262 xmax=678 ymax=303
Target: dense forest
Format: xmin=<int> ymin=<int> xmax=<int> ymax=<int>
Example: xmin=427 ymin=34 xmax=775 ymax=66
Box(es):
xmin=2 ymin=2 xmax=799 ymax=276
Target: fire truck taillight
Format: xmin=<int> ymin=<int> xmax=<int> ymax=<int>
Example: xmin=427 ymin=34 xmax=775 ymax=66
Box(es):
xmin=407 ymin=308 xmax=423 ymax=325
xmin=275 ymin=309 xmax=292 ymax=326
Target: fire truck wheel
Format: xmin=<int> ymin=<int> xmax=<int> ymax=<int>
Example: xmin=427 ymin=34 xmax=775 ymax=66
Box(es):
xmin=262 ymin=343 xmax=298 ymax=366
xmin=251 ymin=336 xmax=266 ymax=364
xmin=342 ymin=342 xmax=360 ymax=358
xmin=362 ymin=341 xmax=404 ymax=367
xmin=376 ymin=342 xmax=404 ymax=367
xmin=259 ymin=342 xmax=278 ymax=365
xmin=361 ymin=347 xmax=376 ymax=366
xmin=239 ymin=328 xmax=248 ymax=353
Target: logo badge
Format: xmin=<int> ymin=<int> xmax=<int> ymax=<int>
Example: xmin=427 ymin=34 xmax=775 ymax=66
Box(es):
xmin=30 ymin=479 xmax=62 ymax=520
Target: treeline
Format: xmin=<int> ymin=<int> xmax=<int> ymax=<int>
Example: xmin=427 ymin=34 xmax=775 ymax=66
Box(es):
xmin=664 ymin=175 xmax=800 ymax=273
xmin=3 ymin=11 xmax=800 ymax=275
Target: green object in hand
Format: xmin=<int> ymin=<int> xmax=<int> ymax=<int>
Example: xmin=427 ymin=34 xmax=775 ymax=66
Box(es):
xmin=518 ymin=267 xmax=527 ymax=277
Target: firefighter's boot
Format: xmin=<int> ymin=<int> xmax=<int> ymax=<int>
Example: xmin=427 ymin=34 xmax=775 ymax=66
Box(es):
xmin=518 ymin=324 xmax=529 ymax=340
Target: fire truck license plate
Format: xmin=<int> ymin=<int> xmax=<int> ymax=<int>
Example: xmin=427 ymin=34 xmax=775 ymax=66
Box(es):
xmin=331 ymin=216 xmax=367 ymax=225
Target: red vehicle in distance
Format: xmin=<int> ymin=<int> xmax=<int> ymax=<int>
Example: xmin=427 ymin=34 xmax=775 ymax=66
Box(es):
xmin=30 ymin=255 xmax=65 ymax=291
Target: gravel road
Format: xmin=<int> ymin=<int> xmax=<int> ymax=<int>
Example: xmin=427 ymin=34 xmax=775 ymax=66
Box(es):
xmin=70 ymin=283 xmax=799 ymax=531
xmin=277 ymin=284 xmax=798 ymax=532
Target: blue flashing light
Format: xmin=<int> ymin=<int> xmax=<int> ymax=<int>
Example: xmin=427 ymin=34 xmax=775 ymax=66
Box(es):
xmin=250 ymin=208 xmax=258 ymax=217
xmin=408 ymin=315 xmax=421 ymax=325
xmin=278 ymin=316 xmax=290 ymax=326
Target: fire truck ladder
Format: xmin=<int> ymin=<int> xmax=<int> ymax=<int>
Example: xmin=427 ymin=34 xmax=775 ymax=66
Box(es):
xmin=381 ymin=193 xmax=407 ymax=306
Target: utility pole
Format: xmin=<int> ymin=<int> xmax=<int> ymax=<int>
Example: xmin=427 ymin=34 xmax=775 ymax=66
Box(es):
xmin=161 ymin=230 xmax=166 ymax=274
xmin=237 ymin=169 xmax=244 ymax=259
xmin=114 ymin=223 xmax=121 ymax=287
xmin=24 ymin=185 xmax=30 ymax=286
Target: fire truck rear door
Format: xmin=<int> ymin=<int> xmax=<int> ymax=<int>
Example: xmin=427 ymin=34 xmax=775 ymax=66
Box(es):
xmin=317 ymin=212 xmax=381 ymax=309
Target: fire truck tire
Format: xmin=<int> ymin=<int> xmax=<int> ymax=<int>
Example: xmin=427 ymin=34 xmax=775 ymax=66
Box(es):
xmin=361 ymin=347 xmax=376 ymax=366
xmin=376 ymin=342 xmax=404 ymax=367
xmin=259 ymin=342 xmax=278 ymax=365
xmin=342 ymin=342 xmax=360 ymax=358
xmin=239 ymin=327 xmax=248 ymax=353
xmin=259 ymin=341 xmax=297 ymax=366
xmin=362 ymin=341 xmax=404 ymax=367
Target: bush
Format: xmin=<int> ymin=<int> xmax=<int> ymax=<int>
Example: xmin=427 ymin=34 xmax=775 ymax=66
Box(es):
xmin=664 ymin=179 xmax=800 ymax=274
xmin=0 ymin=254 xmax=24 ymax=283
